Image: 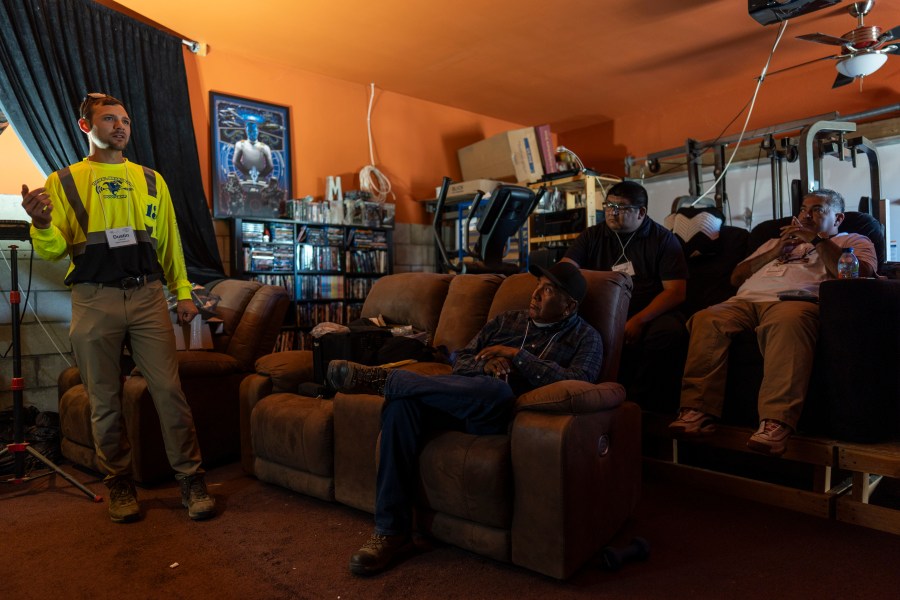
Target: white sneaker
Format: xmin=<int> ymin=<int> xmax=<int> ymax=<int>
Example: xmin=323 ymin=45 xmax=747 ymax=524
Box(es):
xmin=746 ymin=419 xmax=792 ymax=456
xmin=668 ymin=408 xmax=717 ymax=437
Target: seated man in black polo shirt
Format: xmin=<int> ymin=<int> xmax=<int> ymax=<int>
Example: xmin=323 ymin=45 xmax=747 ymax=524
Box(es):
xmin=562 ymin=180 xmax=688 ymax=411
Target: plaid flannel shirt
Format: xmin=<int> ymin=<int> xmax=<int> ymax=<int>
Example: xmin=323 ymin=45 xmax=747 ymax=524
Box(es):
xmin=452 ymin=310 xmax=603 ymax=395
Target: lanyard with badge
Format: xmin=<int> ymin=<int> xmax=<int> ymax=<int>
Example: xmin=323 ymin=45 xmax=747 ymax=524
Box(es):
xmin=92 ymin=161 xmax=138 ymax=248
xmin=611 ymin=230 xmax=638 ymax=276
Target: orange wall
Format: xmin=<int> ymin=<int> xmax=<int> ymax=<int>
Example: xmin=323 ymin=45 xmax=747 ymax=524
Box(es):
xmin=560 ymin=71 xmax=900 ymax=176
xmin=0 ymin=126 xmax=45 ymax=196
xmin=184 ymin=48 xmax=525 ymax=225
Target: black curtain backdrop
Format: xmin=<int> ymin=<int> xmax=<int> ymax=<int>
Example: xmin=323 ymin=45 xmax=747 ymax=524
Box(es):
xmin=0 ymin=0 xmax=225 ymax=284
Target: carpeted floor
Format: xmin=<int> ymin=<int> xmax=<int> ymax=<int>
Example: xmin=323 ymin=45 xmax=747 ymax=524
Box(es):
xmin=1 ymin=460 xmax=898 ymax=600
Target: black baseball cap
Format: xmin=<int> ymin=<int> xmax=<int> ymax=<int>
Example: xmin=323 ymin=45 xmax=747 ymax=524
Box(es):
xmin=528 ymin=262 xmax=587 ymax=303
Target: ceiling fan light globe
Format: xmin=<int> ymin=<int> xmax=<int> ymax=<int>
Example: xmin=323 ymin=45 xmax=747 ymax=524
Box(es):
xmin=836 ymin=52 xmax=888 ymax=77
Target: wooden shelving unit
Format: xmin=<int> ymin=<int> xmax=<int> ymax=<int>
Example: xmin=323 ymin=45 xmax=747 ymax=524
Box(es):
xmin=231 ymin=217 xmax=393 ymax=350
xmin=526 ymin=173 xmax=621 ymax=249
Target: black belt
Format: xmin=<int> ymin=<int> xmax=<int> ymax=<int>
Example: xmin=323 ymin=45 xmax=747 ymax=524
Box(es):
xmin=97 ymin=273 xmax=162 ymax=290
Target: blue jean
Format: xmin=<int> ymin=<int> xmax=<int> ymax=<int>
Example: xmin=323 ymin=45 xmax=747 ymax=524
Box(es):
xmin=374 ymin=370 xmax=515 ymax=536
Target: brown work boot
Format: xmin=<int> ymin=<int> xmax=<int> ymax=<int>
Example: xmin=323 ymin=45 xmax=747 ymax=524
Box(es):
xmin=180 ymin=473 xmax=216 ymax=520
xmin=106 ymin=476 xmax=140 ymax=523
xmin=327 ymin=360 xmax=389 ymax=395
xmin=349 ymin=533 xmax=412 ymax=576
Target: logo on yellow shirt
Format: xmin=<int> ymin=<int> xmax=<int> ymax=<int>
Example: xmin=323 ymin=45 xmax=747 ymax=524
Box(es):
xmin=94 ymin=176 xmax=134 ymax=200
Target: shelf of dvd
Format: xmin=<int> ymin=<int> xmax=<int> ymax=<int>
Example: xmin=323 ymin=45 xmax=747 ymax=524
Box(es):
xmin=344 ymin=227 xmax=391 ymax=322
xmin=232 ymin=217 xmax=393 ymax=351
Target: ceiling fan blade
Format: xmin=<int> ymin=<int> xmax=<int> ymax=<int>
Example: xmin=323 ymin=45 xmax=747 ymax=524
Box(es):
xmin=878 ymin=25 xmax=900 ymax=44
xmin=797 ymin=32 xmax=852 ymax=46
xmin=761 ymin=54 xmax=839 ymax=80
xmin=832 ymin=72 xmax=855 ymax=88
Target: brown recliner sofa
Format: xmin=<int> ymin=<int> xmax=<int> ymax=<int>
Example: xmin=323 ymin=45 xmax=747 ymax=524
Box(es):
xmin=240 ymin=269 xmax=640 ymax=579
xmin=57 ymin=279 xmax=290 ymax=484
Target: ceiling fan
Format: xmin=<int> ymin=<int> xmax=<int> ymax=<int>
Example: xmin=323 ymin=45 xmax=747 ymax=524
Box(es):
xmin=774 ymin=0 xmax=899 ymax=87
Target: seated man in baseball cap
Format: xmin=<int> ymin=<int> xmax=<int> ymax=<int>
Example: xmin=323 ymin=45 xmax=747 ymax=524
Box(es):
xmin=327 ymin=262 xmax=603 ymax=576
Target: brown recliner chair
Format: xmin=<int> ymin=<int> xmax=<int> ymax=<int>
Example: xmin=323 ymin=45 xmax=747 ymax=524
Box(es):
xmin=336 ymin=271 xmax=637 ymax=579
xmin=240 ymin=272 xmax=459 ymax=493
xmin=243 ymin=269 xmax=639 ymax=579
xmin=57 ymin=279 xmax=289 ymax=484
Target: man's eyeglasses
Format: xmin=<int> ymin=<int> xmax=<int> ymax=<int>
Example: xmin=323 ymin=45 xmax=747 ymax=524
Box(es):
xmin=797 ymin=205 xmax=827 ymax=216
xmin=602 ymin=202 xmax=640 ymax=213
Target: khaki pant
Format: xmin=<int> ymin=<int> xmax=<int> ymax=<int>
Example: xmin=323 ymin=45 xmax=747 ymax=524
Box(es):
xmin=70 ymin=280 xmax=202 ymax=479
xmin=680 ymin=300 xmax=819 ymax=429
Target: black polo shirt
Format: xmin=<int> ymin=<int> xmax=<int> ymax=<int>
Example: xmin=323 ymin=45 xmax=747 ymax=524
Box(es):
xmin=564 ymin=217 xmax=688 ymax=316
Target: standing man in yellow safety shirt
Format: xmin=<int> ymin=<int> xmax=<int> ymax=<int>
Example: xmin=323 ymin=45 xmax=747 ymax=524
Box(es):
xmin=20 ymin=92 xmax=216 ymax=523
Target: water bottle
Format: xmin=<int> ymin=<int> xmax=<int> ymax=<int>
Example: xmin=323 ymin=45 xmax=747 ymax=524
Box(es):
xmin=837 ymin=247 xmax=859 ymax=279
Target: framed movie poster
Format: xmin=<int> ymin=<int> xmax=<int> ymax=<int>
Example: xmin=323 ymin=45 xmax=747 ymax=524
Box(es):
xmin=210 ymin=92 xmax=292 ymax=218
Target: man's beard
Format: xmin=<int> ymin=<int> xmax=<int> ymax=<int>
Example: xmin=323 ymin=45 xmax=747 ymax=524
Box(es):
xmin=90 ymin=131 xmax=128 ymax=151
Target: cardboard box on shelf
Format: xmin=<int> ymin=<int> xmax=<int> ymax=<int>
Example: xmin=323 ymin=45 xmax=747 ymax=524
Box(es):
xmin=435 ymin=179 xmax=504 ymax=200
xmin=457 ymin=128 xmax=544 ymax=184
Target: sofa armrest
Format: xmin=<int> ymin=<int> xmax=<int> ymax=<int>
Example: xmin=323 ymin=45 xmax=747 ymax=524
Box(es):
xmin=515 ymin=380 xmax=626 ymax=415
xmin=510 ymin=400 xmax=642 ymax=578
xmin=239 ymin=373 xmax=274 ymax=475
xmin=176 ymin=351 xmax=243 ymax=377
xmin=333 ymin=391 xmax=385 ymax=513
xmin=255 ymin=350 xmax=314 ymax=392
xmin=238 ymin=350 xmax=314 ymax=475
xmin=129 ymin=351 xmax=243 ymax=378
xmin=122 ymin=367 xmax=246 ymax=484
xmin=57 ymin=365 xmax=83 ymax=401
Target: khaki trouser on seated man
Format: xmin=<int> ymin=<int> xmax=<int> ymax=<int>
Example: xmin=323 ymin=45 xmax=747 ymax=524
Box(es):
xmin=679 ymin=300 xmax=818 ymax=431
xmin=670 ymin=189 xmax=878 ymax=456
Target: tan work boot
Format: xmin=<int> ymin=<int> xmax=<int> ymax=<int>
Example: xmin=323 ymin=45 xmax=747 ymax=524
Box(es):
xmin=349 ymin=533 xmax=412 ymax=576
xmin=327 ymin=360 xmax=389 ymax=395
xmin=106 ymin=476 xmax=140 ymax=523
xmin=180 ymin=473 xmax=216 ymax=520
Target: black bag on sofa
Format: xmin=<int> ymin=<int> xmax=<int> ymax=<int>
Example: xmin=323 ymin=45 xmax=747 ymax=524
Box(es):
xmin=311 ymin=326 xmax=394 ymax=388
xmin=303 ymin=323 xmax=448 ymax=398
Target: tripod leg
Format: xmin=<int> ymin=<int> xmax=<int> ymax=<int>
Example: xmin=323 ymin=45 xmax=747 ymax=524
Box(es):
xmin=25 ymin=445 xmax=102 ymax=502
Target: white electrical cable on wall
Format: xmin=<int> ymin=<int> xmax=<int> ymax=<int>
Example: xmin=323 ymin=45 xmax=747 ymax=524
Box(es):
xmin=556 ymin=144 xmax=621 ymax=199
xmin=359 ymin=82 xmax=393 ymax=204
xmin=691 ymin=19 xmax=790 ymax=207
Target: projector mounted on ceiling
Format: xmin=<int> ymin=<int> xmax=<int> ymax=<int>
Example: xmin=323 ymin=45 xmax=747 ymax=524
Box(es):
xmin=748 ymin=0 xmax=841 ymax=26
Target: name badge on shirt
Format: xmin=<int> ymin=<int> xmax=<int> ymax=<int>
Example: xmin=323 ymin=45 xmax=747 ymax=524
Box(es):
xmin=106 ymin=226 xmax=137 ymax=248
xmin=763 ymin=263 xmax=787 ymax=277
xmin=612 ymin=261 xmax=636 ymax=276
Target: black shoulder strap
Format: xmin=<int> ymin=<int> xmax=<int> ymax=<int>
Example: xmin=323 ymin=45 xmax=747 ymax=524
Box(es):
xmin=57 ymin=167 xmax=89 ymax=235
xmin=142 ymin=166 xmax=157 ymax=198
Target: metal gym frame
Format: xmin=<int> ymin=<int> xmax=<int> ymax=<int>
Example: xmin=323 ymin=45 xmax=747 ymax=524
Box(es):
xmin=631 ymin=104 xmax=898 ymax=238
